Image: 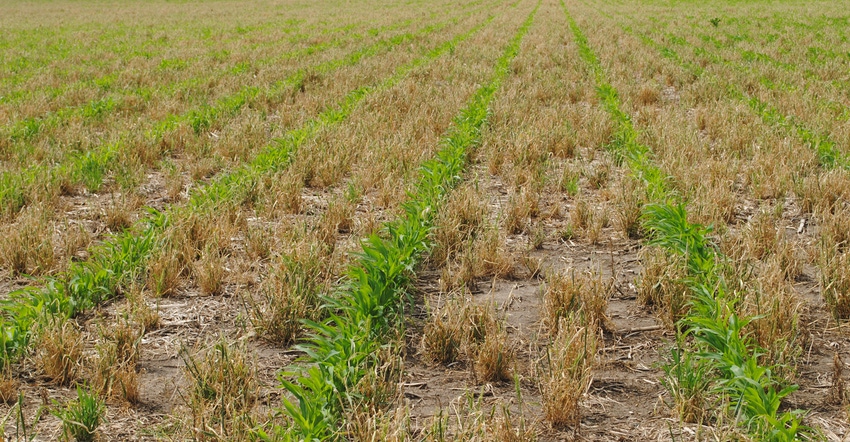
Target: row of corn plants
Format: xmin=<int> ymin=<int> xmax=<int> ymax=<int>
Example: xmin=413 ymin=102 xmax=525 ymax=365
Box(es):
xmin=0 ymin=10 xmax=499 ymax=372
xmin=563 ymin=1 xmax=806 ymax=439
xmin=0 ymin=4 xmax=496 ymax=219
xmin=264 ymin=4 xmax=538 ymax=440
xmin=599 ymin=2 xmax=850 ymax=325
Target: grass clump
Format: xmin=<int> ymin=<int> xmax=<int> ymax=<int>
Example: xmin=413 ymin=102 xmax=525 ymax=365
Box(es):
xmin=0 ymin=205 xmax=56 ymax=276
xmin=91 ymin=319 xmax=141 ymax=404
xmin=181 ymin=338 xmax=258 ymax=439
xmin=422 ymin=298 xmax=514 ymax=382
xmin=636 ymin=246 xmax=690 ymax=328
xmin=543 ymin=268 xmax=612 ymax=334
xmin=422 ymin=305 xmax=464 ymax=365
xmin=819 ymin=250 xmax=850 ymax=320
xmin=52 ymin=385 xmax=106 ymax=442
xmin=35 ymin=317 xmax=83 ymax=386
xmin=247 ymin=245 xmax=328 ymax=345
xmin=660 ymin=339 xmax=713 ymax=424
xmin=541 ymin=316 xmax=596 ymax=430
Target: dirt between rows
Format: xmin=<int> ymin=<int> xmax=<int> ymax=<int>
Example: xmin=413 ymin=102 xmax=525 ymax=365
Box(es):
xmin=399 ymin=169 xmax=850 ymax=440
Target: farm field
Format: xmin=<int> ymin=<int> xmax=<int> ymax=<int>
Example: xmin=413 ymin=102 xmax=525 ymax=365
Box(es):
xmin=1 ymin=0 xmax=849 ymax=440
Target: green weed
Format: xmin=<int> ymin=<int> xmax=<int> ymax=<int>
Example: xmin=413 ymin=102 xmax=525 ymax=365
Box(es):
xmin=52 ymin=385 xmax=106 ymax=442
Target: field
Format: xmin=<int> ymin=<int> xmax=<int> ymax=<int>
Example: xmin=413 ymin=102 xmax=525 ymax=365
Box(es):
xmin=1 ymin=0 xmax=849 ymax=439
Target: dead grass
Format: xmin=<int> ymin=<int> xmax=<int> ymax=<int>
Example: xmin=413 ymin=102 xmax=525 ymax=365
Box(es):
xmin=0 ymin=372 xmax=20 ymax=405
xmin=541 ymin=316 xmax=597 ymax=431
xmin=126 ymin=289 xmax=161 ymax=332
xmin=246 ymin=242 xmax=328 ymax=344
xmin=194 ymin=245 xmax=226 ymax=296
xmin=0 ymin=205 xmax=55 ymax=276
xmin=417 ymin=391 xmax=536 ymax=442
xmin=103 ymin=194 xmax=141 ymax=232
xmin=476 ymin=227 xmax=515 ymax=279
xmin=613 ymin=174 xmax=645 ymax=238
xmin=165 ymin=168 xmax=185 ymax=203
xmin=636 ymin=246 xmax=690 ymax=328
xmin=504 ymin=188 xmax=539 ymax=235
xmin=543 ymin=268 xmax=612 ymax=334
xmin=61 ymin=222 xmax=92 ymax=262
xmin=473 ymin=323 xmax=514 ymax=383
xmin=180 ymin=337 xmax=258 ymax=439
xmin=636 ymin=83 xmax=660 ymax=106
xmin=431 ymin=183 xmax=487 ymax=266
xmin=244 ymin=224 xmax=273 ymax=261
xmin=257 ymin=171 xmax=304 ymax=219
xmin=90 ymin=319 xmax=141 ymax=404
xmin=147 ymin=246 xmax=182 ymax=297
xmin=422 ymin=299 xmax=465 ymax=365
xmin=317 ymin=196 xmax=355 ymax=250
xmin=421 ymin=296 xmax=515 ymax=379
xmin=828 ymin=352 xmax=848 ymax=406
xmin=797 ymin=170 xmax=850 ymax=215
xmin=35 ymin=318 xmax=84 ymax=386
xmin=819 ymin=248 xmax=850 ymax=320
xmin=439 ymin=225 xmax=515 ymax=292
xmin=737 ymin=259 xmax=802 ymax=376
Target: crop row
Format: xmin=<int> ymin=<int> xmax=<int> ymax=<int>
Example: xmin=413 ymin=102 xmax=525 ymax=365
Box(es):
xmin=0 ymin=0 xmax=474 ymax=128
xmin=1 ymin=19 xmax=353 ymax=128
xmin=0 ymin=0 xmax=436 ymax=102
xmin=564 ymin=0 xmax=805 ymax=439
xmin=602 ymin=3 xmax=850 ymax=328
xmin=270 ymin=3 xmax=538 ymax=439
xmin=645 ymin=23 xmax=850 ymax=166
